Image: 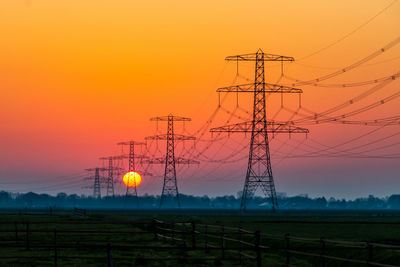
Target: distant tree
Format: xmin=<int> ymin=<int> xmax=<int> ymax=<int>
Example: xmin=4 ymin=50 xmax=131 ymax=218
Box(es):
xmin=0 ymin=191 xmax=11 ymax=206
xmin=314 ymin=197 xmax=327 ymax=209
xmin=56 ymin=192 xmax=67 ymax=200
xmin=17 ymin=192 xmax=40 ymax=207
xmin=0 ymin=191 xmax=394 ymax=210
xmin=388 ymin=195 xmax=400 ymax=209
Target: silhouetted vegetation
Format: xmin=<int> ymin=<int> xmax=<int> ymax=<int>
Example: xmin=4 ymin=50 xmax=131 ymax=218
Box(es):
xmin=0 ymin=191 xmax=398 ymax=210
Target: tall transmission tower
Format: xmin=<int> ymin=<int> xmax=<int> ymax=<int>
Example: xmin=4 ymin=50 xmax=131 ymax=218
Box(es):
xmin=210 ymin=49 xmax=309 ymax=211
xmin=117 ymin=140 xmax=151 ymax=205
xmin=84 ymin=167 xmax=107 ymax=198
xmin=146 ymin=114 xmax=199 ymax=208
xmin=99 ymin=156 xmax=123 ymax=197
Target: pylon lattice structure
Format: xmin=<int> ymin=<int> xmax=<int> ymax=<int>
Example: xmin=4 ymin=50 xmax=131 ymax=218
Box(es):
xmin=146 ymin=114 xmax=199 ymax=208
xmin=210 ymin=49 xmax=309 ymax=211
xmin=84 ymin=167 xmax=107 ymax=198
xmin=99 ymin=156 xmax=123 ymax=197
xmin=117 ymin=140 xmax=151 ymax=206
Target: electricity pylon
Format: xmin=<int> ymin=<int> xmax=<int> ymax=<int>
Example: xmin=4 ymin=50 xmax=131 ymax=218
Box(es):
xmin=84 ymin=167 xmax=107 ymax=198
xmin=210 ymin=49 xmax=309 ymax=211
xmin=146 ymin=114 xmax=199 ymax=208
xmin=99 ymin=156 xmax=123 ymax=197
xmin=117 ymin=140 xmax=151 ymax=206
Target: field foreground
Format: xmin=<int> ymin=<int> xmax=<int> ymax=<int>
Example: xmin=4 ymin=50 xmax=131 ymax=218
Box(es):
xmin=0 ymin=209 xmax=399 ymax=266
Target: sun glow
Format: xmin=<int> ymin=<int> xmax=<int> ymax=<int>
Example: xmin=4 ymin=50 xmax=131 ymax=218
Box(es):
xmin=122 ymin=171 xmax=142 ymax=187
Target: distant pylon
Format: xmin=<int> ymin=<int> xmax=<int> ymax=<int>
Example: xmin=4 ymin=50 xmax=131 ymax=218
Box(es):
xmin=94 ymin=168 xmax=101 ymax=198
xmin=84 ymin=167 xmax=107 ymax=198
xmin=117 ymin=140 xmax=151 ymax=207
xmin=99 ymin=156 xmax=122 ymax=197
xmin=146 ymin=114 xmax=199 ymax=208
xmin=210 ymin=49 xmax=309 ymax=211
xmin=106 ymin=157 xmax=114 ymax=196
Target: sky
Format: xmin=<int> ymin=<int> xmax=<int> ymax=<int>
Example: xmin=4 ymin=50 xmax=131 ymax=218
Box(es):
xmin=0 ymin=0 xmax=399 ymax=199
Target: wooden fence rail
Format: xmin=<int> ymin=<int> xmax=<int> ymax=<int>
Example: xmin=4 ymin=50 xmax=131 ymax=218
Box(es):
xmin=0 ymin=220 xmax=399 ymax=266
xmin=153 ymin=219 xmax=400 ymax=267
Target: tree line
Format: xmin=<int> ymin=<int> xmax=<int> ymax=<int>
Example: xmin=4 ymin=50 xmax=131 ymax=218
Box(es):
xmin=1 ymin=191 xmax=400 ymax=210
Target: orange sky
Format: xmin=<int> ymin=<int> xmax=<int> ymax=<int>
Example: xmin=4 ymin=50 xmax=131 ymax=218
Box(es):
xmin=0 ymin=0 xmax=399 ymax=198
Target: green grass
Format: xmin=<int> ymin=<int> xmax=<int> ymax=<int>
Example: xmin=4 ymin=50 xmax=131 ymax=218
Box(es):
xmin=0 ymin=210 xmax=399 ymax=266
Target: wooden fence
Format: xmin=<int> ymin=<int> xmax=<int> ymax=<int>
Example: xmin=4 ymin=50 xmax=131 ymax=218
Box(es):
xmin=0 ymin=219 xmax=399 ymax=266
xmin=152 ymin=219 xmax=400 ymax=267
xmin=0 ymin=220 xmax=230 ymax=266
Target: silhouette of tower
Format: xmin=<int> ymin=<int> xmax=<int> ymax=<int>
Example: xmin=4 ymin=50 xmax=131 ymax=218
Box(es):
xmin=93 ymin=168 xmax=101 ymax=198
xmin=106 ymin=157 xmax=114 ymax=196
xmin=210 ymin=49 xmax=309 ymax=211
xmin=117 ymin=140 xmax=151 ymax=206
xmin=84 ymin=167 xmax=107 ymax=198
xmin=99 ymin=156 xmax=122 ymax=197
xmin=146 ymin=114 xmax=199 ymax=208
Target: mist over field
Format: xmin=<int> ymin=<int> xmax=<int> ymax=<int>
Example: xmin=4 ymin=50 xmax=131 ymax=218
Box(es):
xmin=2 ymin=191 xmax=400 ymax=210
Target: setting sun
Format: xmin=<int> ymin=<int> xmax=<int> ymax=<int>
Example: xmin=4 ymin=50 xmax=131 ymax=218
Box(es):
xmin=122 ymin=171 xmax=142 ymax=188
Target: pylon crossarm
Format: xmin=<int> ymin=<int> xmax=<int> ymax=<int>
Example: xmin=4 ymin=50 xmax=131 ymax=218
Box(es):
xmin=145 ymin=134 xmax=196 ymax=141
xmin=106 ymin=155 xmax=125 ymax=160
xmin=120 ymin=167 xmax=153 ymax=176
xmin=210 ymin=121 xmax=309 ymax=134
xmin=85 ymin=168 xmax=107 ymax=172
xmin=273 ymin=123 xmax=309 ymax=134
xmin=217 ymin=83 xmax=302 ymax=93
xmin=150 ymin=115 xmax=191 ymax=121
xmin=99 ymin=156 xmax=126 ymax=161
xmin=175 ymin=157 xmax=200 ymax=165
xmin=225 ymin=52 xmax=294 ymax=62
xmin=117 ymin=141 xmax=146 ymax=146
xmin=121 ymin=166 xmax=153 ymax=176
xmin=210 ymin=121 xmax=252 ymax=133
xmin=144 ymin=157 xmax=164 ymax=164
xmin=118 ymin=153 xmax=149 ymax=159
xmin=125 ymin=170 xmax=152 ymax=176
xmin=145 ymin=157 xmax=199 ymax=165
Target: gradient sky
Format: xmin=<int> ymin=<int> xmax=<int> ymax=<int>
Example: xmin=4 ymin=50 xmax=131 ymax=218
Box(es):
xmin=0 ymin=0 xmax=399 ymax=199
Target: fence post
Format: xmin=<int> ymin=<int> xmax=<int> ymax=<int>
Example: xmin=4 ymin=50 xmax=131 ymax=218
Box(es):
xmin=15 ymin=222 xmax=18 ymax=245
xmin=221 ymin=225 xmax=225 ymax=259
xmin=171 ymin=222 xmax=175 ymax=244
xmin=107 ymin=243 xmax=113 ymax=267
xmin=255 ymin=231 xmax=262 ymax=267
xmin=204 ymin=224 xmax=208 ymax=253
xmin=25 ymin=222 xmax=30 ymax=250
xmin=239 ymin=227 xmax=243 ymax=265
xmin=285 ymin=233 xmax=290 ymax=266
xmin=152 ymin=219 xmax=158 ymax=241
xmin=54 ymin=229 xmax=58 ymax=267
xmin=162 ymin=221 xmax=166 ymax=243
xmin=367 ymin=242 xmax=373 ymax=266
xmin=320 ymin=237 xmax=326 ymax=267
xmin=191 ymin=222 xmax=196 ymax=249
xmin=183 ymin=223 xmax=187 ymax=247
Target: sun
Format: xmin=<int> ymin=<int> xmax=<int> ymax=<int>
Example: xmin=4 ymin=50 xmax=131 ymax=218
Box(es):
xmin=122 ymin=171 xmax=142 ymax=187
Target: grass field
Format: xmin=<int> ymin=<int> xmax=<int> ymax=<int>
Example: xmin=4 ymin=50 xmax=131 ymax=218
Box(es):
xmin=0 ymin=209 xmax=399 ymax=266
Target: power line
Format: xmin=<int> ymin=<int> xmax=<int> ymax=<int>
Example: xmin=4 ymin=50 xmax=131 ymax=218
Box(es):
xmin=284 ymin=72 xmax=399 ymax=88
xmin=292 ymin=56 xmax=400 ymax=70
xmin=288 ymin=36 xmax=400 ymax=86
xmin=298 ymin=0 xmax=399 ymax=60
